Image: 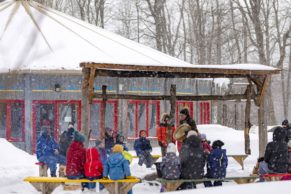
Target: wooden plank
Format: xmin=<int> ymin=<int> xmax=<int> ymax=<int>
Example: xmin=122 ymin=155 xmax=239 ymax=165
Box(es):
xmin=81 ymin=63 xmax=280 ymax=76
xmin=88 ymin=67 xmax=96 ymax=104
xmin=101 ymin=85 xmax=107 ymax=140
xmin=93 ymin=93 xmax=247 ymax=101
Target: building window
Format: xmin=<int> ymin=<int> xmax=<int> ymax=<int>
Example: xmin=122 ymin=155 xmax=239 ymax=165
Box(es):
xmin=199 ymin=101 xmax=211 ymax=124
xmin=0 ymin=100 xmax=24 ymax=142
xmin=126 ymin=100 xmax=160 ymax=138
xmin=90 ymin=100 xmax=118 ymax=139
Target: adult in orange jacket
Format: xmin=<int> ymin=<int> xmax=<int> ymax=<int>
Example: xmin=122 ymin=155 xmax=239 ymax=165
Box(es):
xmin=157 ymin=113 xmax=176 ymax=156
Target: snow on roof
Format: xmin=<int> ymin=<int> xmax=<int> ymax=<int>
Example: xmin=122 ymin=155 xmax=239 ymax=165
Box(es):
xmin=0 ymin=0 xmax=279 ymax=74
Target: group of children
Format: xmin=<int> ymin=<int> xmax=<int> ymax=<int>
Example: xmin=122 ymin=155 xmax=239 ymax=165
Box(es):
xmin=159 ymin=131 xmax=228 ymax=190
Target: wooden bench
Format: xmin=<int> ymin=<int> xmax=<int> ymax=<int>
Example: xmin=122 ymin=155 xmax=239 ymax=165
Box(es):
xmin=24 ymin=176 xmax=141 ymax=194
xmin=227 ymin=155 xmax=248 ymax=170
xmin=157 ymin=175 xmax=259 ymax=192
xmin=132 ymin=154 xmax=161 ymax=162
xmin=263 ymin=173 xmax=291 ymax=181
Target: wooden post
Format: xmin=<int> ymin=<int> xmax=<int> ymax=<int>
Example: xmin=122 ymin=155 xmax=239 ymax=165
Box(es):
xmin=81 ymin=68 xmax=91 ymax=147
xmin=244 ymin=84 xmax=252 ymax=154
xmin=101 ymin=85 xmax=107 ymax=140
xmin=169 ymin=85 xmax=176 ymax=122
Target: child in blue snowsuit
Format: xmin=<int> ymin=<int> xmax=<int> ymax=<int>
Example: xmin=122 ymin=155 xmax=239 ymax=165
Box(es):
xmin=36 ymin=127 xmax=65 ymax=177
xmin=134 ymin=130 xmax=153 ymax=168
xmin=204 ymin=140 xmax=228 ymax=187
xmin=103 ymin=144 xmax=132 ymax=194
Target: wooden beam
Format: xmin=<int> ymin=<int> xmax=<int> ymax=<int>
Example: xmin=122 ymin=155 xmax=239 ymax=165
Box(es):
xmin=101 ymin=85 xmax=107 ymax=141
xmin=93 ymin=93 xmax=247 ymax=101
xmin=169 ymin=85 xmax=176 ymax=120
xmin=94 ymin=69 xmax=251 ymax=79
xmin=257 ymin=76 xmax=271 ymax=106
xmin=244 ymin=83 xmax=252 ymax=155
xmin=81 ymin=68 xmax=90 ymax=147
xmin=88 ymin=68 xmax=96 ymax=104
xmin=81 ymin=63 xmax=280 ymax=76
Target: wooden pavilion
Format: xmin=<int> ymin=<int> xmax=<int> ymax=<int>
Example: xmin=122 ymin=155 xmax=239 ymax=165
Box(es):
xmin=80 ymin=62 xmax=280 ymax=156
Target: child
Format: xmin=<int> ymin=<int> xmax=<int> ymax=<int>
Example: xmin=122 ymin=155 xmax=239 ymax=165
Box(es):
xmin=252 ymin=157 xmax=267 ymax=182
xmin=200 ymin=133 xmax=212 ymax=155
xmin=103 ymin=144 xmax=131 ymax=179
xmin=160 ymin=143 xmax=181 ymax=180
xmin=95 ymin=139 xmax=108 ymax=165
xmin=134 ymin=130 xmax=153 ymax=168
xmin=84 ymin=147 xmax=103 ymax=190
xmin=116 ymin=134 xmax=129 ymax=151
xmin=205 ymin=140 xmax=228 ymax=187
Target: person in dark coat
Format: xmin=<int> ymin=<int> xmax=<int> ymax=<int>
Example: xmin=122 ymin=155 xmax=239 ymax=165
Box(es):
xmin=288 ymin=142 xmax=291 ymax=173
xmin=59 ymin=122 xmax=75 ymax=157
xmin=36 ymin=127 xmax=62 ymax=177
xmin=66 ymin=131 xmax=86 ymax=179
xmin=204 ymin=140 xmax=228 ymax=187
xmin=134 ymin=130 xmax=153 ymax=168
xmin=178 ymin=131 xmax=205 ymax=190
xmin=160 ymin=143 xmax=181 ymax=180
xmin=116 ymin=134 xmax=129 ymax=151
xmin=263 ymin=126 xmax=288 ymax=173
xmin=179 ymin=108 xmax=198 ymax=134
xmin=105 ymin=127 xmax=115 ymax=154
xmin=157 ymin=113 xmax=176 ymax=157
xmin=282 ymin=119 xmax=291 ymax=143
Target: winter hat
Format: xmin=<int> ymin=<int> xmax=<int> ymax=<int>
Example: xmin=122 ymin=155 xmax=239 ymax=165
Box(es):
xmin=139 ymin=130 xmax=147 ymax=137
xmin=74 ymin=131 xmax=85 ymax=143
xmin=200 ymin=133 xmax=207 ymax=140
xmin=166 ymin=143 xmax=176 ymax=153
xmin=187 ymin=130 xmax=198 ymax=138
xmin=180 ymin=108 xmax=190 ymax=117
xmin=112 ymin=144 xmax=124 ymax=153
xmin=282 ymin=119 xmax=289 ymax=126
xmin=212 ymin=140 xmax=224 ymax=149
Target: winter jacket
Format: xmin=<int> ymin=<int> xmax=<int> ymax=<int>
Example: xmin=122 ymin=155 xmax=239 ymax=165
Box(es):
xmin=105 ymin=132 xmax=115 ymax=153
xmin=179 ymin=135 xmax=205 ymax=179
xmin=66 ymin=141 xmax=86 ymax=176
xmin=134 ymin=137 xmax=152 ymax=156
xmin=160 ymin=152 xmax=181 ymax=180
xmin=288 ymin=148 xmax=291 ymax=173
xmin=264 ymin=127 xmax=288 ymax=173
xmin=103 ymin=153 xmax=131 ymax=180
xmin=207 ymin=148 xmax=228 ymax=178
xmin=202 ymin=141 xmax=212 ymax=154
xmin=157 ymin=123 xmax=176 ymax=147
xmin=59 ymin=131 xmax=74 ymax=156
xmin=97 ymin=147 xmax=108 ymax=165
xmin=84 ymin=147 xmax=103 ymax=178
xmin=36 ymin=134 xmax=59 ymax=160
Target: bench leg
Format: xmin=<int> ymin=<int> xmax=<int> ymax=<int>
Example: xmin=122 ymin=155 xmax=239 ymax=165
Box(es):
xmin=233 ymin=178 xmax=256 ymax=184
xmin=164 ymin=182 xmax=182 ymax=192
xmin=39 ymin=165 xmax=48 ymax=177
xmin=29 ymin=182 xmax=61 ymax=194
xmin=103 ymin=182 xmax=136 ymax=194
xmin=232 ymin=156 xmax=247 ymax=170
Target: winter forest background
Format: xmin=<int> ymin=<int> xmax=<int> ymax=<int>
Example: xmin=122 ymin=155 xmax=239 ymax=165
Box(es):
xmin=13 ymin=0 xmax=291 ymax=126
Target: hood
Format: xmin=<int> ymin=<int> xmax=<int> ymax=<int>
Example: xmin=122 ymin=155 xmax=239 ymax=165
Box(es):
xmin=273 ymin=127 xmax=287 ymax=142
xmin=86 ymin=147 xmax=100 ymax=162
xmin=186 ymin=135 xmax=201 ymax=148
xmin=108 ymin=153 xmax=125 ymax=167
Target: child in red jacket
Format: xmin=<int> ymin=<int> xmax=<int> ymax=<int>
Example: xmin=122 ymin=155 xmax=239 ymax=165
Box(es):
xmin=84 ymin=147 xmax=103 ymax=190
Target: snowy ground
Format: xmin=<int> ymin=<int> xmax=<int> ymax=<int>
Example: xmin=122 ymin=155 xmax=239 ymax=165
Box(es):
xmin=1 ymin=124 xmax=291 ymax=194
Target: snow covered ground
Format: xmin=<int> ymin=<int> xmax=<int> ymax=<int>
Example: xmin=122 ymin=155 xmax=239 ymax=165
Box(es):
xmin=1 ymin=124 xmax=291 ymax=194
